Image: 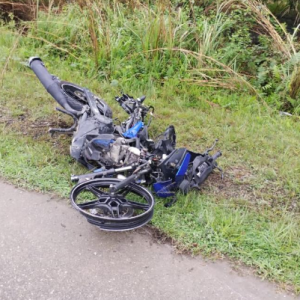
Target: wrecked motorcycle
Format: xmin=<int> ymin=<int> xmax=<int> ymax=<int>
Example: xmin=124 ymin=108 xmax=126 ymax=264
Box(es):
xmin=29 ymin=57 xmax=222 ymax=231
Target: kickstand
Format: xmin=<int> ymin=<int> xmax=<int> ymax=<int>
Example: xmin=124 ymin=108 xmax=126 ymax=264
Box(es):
xmin=216 ymin=166 xmax=224 ymax=180
xmin=164 ymin=196 xmax=177 ymax=208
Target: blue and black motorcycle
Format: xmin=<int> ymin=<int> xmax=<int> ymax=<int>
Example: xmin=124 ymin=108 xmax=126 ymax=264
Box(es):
xmin=29 ymin=57 xmax=222 ymax=231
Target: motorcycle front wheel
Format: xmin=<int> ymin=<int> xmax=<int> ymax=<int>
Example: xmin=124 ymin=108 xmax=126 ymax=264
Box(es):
xmin=70 ymin=178 xmax=155 ymax=231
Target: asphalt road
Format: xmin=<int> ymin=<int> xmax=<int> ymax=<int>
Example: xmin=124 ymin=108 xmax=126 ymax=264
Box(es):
xmin=0 ymin=181 xmax=297 ymax=300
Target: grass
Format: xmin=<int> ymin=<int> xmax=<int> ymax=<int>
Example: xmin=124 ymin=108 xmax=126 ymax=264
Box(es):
xmin=153 ymin=193 xmax=300 ymax=285
xmin=1 ymin=62 xmax=300 ymax=292
xmin=1 ymin=0 xmax=300 ymax=293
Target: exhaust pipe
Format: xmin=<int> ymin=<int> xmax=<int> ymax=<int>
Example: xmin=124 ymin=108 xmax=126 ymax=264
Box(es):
xmin=28 ymin=57 xmax=83 ymax=115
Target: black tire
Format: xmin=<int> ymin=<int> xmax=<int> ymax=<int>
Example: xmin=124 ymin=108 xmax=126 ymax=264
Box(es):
xmin=70 ymin=178 xmax=155 ymax=231
xmin=60 ymin=81 xmax=113 ymax=118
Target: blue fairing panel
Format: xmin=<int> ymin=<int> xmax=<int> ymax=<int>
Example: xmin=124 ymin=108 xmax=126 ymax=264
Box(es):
xmin=123 ymin=121 xmax=144 ymax=138
xmin=153 ymin=179 xmax=175 ymax=198
xmin=175 ymin=152 xmax=191 ymax=185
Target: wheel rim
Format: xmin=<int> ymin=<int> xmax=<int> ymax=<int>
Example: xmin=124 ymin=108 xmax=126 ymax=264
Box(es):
xmin=70 ymin=178 xmax=155 ymax=231
xmin=61 ymin=82 xmax=88 ymax=105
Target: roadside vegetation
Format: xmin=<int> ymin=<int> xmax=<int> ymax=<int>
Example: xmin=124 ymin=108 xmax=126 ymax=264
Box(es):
xmin=1 ymin=0 xmax=300 ymax=292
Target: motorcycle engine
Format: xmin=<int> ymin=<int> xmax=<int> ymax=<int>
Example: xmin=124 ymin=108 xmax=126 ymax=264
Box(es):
xmin=84 ymin=135 xmax=140 ymax=167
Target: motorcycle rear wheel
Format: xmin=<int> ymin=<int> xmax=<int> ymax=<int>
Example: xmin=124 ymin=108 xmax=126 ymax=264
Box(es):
xmin=60 ymin=81 xmax=113 ymax=118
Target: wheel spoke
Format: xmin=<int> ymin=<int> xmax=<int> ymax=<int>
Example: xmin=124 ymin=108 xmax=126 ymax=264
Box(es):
xmin=86 ymin=186 xmax=109 ymax=198
xmin=78 ymin=198 xmax=110 ymax=210
xmin=111 ymin=206 xmax=120 ymax=218
xmin=125 ymin=200 xmax=150 ymax=210
xmin=78 ymin=200 xmax=98 ymax=209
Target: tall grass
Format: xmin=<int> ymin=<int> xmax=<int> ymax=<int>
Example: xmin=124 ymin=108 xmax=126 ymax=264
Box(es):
xmin=5 ymin=0 xmax=296 ymax=110
xmin=0 ymin=1 xmax=255 ymax=96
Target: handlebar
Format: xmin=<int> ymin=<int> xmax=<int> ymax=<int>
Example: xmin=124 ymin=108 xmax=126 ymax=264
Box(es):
xmin=212 ymin=151 xmax=222 ymax=161
xmin=115 ymin=94 xmax=146 ymax=106
xmin=137 ymin=95 xmax=146 ymax=103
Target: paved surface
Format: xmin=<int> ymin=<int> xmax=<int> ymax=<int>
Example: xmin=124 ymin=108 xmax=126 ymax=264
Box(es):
xmin=0 ymin=181 xmax=297 ymax=300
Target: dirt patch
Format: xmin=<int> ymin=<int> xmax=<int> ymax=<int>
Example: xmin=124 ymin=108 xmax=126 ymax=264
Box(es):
xmin=138 ymin=225 xmax=194 ymax=255
xmin=203 ymin=166 xmax=300 ymax=212
xmin=0 ymin=113 xmax=72 ymax=154
xmin=203 ymin=165 xmax=255 ymax=201
xmin=0 ymin=1 xmax=64 ymax=22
